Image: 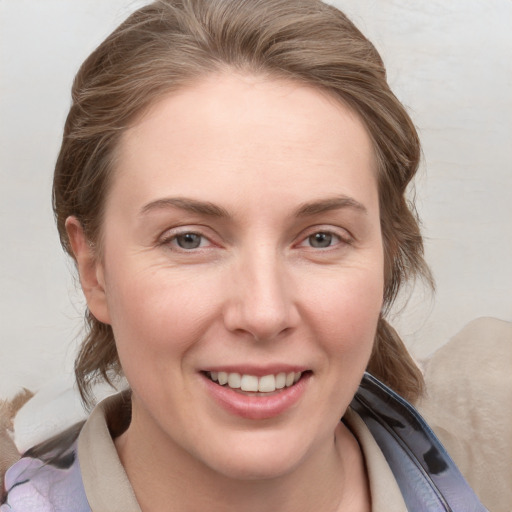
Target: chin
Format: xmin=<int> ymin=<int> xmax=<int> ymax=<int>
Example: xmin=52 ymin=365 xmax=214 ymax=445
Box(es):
xmin=199 ymin=429 xmax=318 ymax=481
xmin=210 ymin=453 xmax=303 ymax=482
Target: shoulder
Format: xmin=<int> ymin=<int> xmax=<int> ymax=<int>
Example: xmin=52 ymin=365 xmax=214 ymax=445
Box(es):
xmin=417 ymin=317 xmax=512 ymax=511
xmin=1 ymin=422 xmax=90 ymax=512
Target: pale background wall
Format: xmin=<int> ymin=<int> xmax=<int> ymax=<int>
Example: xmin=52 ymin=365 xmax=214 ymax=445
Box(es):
xmin=1 ymin=0 xmax=511 ymax=399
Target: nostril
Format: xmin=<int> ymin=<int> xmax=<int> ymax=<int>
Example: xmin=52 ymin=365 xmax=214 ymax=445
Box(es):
xmin=223 ymin=304 xmax=298 ymax=342
xmin=222 ymin=263 xmax=299 ymax=340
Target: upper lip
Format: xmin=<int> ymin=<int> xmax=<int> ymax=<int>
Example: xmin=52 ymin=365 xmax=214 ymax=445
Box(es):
xmin=202 ymin=365 xmax=309 ymax=377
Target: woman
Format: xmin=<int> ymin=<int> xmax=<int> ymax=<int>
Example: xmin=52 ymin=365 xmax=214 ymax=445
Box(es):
xmin=0 ymin=0 xmax=496 ymax=510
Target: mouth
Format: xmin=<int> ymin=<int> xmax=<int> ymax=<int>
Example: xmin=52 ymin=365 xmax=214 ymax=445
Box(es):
xmin=204 ymin=370 xmax=310 ymax=395
xmin=202 ymin=369 xmax=311 ymax=419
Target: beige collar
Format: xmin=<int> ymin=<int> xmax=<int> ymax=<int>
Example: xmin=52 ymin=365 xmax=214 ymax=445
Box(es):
xmin=78 ymin=392 xmax=141 ymax=512
xmin=78 ymin=393 xmax=406 ymax=511
xmin=343 ymin=408 xmax=407 ymax=512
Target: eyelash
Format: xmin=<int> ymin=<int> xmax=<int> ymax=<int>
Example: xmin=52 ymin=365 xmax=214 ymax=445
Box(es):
xmin=159 ymin=230 xmax=213 ymax=251
xmin=298 ymin=231 xmax=347 ymax=249
xmin=296 ymin=226 xmax=354 ymax=251
xmin=159 ymin=226 xmax=352 ymax=253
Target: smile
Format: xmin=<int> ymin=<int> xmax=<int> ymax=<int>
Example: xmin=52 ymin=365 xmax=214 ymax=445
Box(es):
xmin=203 ymin=369 xmax=311 ymax=419
xmin=207 ymin=371 xmax=303 ymax=393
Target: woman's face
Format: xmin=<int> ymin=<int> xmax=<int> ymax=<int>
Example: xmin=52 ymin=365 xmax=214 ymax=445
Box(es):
xmin=81 ymin=73 xmax=384 ymax=479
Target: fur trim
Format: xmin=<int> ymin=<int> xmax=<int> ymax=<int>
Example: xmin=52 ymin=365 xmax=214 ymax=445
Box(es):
xmin=1 ymin=389 xmax=33 ymax=490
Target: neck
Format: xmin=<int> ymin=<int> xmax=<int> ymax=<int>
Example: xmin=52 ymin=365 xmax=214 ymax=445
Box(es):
xmin=114 ymin=405 xmax=370 ymax=512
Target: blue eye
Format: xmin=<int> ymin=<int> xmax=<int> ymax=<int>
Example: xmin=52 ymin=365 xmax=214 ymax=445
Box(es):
xmin=307 ymin=232 xmax=339 ymax=248
xmin=174 ymin=233 xmax=204 ymax=249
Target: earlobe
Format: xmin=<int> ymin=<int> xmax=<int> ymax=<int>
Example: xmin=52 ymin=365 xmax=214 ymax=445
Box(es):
xmin=65 ymin=216 xmax=111 ymax=324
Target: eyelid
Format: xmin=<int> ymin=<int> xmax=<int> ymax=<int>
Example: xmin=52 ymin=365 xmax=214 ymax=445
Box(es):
xmin=157 ymin=224 xmax=353 ymax=251
xmin=158 ymin=226 xmax=217 ymax=250
xmin=295 ymin=225 xmax=354 ymax=248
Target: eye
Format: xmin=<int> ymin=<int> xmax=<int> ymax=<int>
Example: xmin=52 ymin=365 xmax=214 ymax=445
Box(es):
xmin=174 ymin=233 xmax=204 ymax=249
xmin=307 ymin=232 xmax=338 ymax=248
xmin=296 ymin=228 xmax=352 ymax=250
xmin=162 ymin=231 xmax=211 ymax=250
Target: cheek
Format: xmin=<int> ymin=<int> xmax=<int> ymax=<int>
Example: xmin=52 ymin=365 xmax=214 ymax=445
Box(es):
xmin=103 ymin=267 xmax=222 ymax=368
xmin=302 ymin=266 xmax=384 ymax=355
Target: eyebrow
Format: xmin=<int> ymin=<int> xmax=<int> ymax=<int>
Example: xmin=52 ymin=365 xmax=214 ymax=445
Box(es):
xmin=139 ymin=194 xmax=367 ymax=219
xmin=294 ymin=195 xmax=367 ymax=217
xmin=140 ymin=197 xmax=229 ymax=218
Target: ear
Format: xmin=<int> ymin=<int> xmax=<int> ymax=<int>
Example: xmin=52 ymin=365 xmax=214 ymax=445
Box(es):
xmin=65 ymin=216 xmax=111 ymax=324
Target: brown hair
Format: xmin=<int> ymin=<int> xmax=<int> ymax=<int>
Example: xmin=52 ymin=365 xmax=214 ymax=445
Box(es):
xmin=53 ymin=0 xmax=432 ymax=406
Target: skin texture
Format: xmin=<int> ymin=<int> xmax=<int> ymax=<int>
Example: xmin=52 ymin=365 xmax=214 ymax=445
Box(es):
xmin=67 ymin=73 xmax=384 ymax=511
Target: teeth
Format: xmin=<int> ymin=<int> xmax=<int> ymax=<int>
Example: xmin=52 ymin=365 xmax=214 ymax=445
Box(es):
xmin=228 ymin=373 xmax=241 ymax=389
xmin=258 ymin=374 xmax=275 ymax=392
xmin=208 ymin=371 xmax=303 ymax=393
xmin=275 ymin=372 xmax=286 ymax=389
xmin=241 ymin=374 xmax=258 ymax=392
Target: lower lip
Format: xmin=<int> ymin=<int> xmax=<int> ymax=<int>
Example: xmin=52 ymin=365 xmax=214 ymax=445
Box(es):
xmin=202 ymin=373 xmax=310 ymax=420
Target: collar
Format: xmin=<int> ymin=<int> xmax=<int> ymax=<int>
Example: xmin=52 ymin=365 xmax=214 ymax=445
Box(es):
xmin=78 ymin=393 xmax=406 ymax=511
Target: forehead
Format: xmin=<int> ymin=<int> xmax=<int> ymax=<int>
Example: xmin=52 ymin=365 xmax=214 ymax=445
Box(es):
xmin=110 ymin=72 xmax=378 ymax=217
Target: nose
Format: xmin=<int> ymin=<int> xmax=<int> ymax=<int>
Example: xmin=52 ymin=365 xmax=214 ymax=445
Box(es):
xmin=223 ymin=248 xmax=299 ymax=342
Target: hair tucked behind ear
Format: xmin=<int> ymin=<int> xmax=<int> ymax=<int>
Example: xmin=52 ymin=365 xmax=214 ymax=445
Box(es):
xmin=54 ymin=0 xmax=433 ymax=407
